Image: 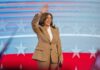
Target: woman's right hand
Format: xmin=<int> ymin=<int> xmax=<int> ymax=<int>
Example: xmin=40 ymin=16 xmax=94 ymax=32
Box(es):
xmin=40 ymin=4 xmax=48 ymax=13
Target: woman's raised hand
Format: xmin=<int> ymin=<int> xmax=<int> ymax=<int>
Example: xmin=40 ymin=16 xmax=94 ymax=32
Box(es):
xmin=40 ymin=4 xmax=48 ymax=13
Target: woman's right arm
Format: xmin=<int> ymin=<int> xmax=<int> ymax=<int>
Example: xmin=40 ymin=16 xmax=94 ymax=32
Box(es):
xmin=31 ymin=13 xmax=41 ymax=33
xmin=31 ymin=4 xmax=48 ymax=33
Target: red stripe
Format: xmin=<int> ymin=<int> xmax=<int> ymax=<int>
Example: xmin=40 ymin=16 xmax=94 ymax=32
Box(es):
xmin=0 ymin=53 xmax=95 ymax=70
xmin=0 ymin=2 xmax=78 ymax=6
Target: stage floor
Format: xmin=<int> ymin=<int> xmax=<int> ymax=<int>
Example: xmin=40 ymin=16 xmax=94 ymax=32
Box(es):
xmin=0 ymin=53 xmax=95 ymax=70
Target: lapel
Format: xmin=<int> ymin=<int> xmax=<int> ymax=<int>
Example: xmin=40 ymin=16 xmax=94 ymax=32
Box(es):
xmin=42 ymin=26 xmax=55 ymax=43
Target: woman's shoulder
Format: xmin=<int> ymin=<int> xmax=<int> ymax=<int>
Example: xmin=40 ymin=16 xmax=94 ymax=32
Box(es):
xmin=51 ymin=26 xmax=59 ymax=32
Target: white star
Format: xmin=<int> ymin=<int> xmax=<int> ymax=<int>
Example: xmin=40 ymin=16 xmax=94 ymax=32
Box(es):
xmin=17 ymin=20 xmax=26 ymax=32
xmin=26 ymin=28 xmax=32 ymax=32
xmin=75 ymin=66 xmax=78 ymax=70
xmin=0 ymin=64 xmax=3 ymax=70
xmin=89 ymin=48 xmax=96 ymax=58
xmin=15 ymin=42 xmax=27 ymax=56
xmin=72 ymin=46 xmax=81 ymax=58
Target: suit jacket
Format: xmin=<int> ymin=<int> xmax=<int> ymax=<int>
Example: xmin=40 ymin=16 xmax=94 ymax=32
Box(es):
xmin=31 ymin=13 xmax=63 ymax=63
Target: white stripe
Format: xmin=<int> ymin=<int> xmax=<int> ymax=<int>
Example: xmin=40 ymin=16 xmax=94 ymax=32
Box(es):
xmin=61 ymin=34 xmax=100 ymax=38
xmin=0 ymin=35 xmax=36 ymax=39
xmin=0 ymin=34 xmax=100 ymax=39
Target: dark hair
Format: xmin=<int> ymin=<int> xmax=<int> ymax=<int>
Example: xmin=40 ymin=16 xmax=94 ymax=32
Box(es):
xmin=39 ymin=12 xmax=56 ymax=28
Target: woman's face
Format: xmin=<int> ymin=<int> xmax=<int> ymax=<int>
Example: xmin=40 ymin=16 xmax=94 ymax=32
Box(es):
xmin=44 ymin=15 xmax=52 ymax=27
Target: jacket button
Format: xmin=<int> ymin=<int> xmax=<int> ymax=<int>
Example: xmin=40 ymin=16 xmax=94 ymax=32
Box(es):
xmin=50 ymin=49 xmax=52 ymax=51
xmin=50 ymin=43 xmax=51 ymax=45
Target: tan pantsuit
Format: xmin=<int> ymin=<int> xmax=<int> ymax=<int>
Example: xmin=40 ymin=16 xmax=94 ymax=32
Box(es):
xmin=31 ymin=13 xmax=63 ymax=70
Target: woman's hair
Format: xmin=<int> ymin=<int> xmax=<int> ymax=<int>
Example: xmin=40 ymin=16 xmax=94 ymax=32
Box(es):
xmin=39 ymin=12 xmax=56 ymax=28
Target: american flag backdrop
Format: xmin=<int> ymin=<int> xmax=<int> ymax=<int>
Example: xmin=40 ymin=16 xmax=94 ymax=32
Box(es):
xmin=0 ymin=0 xmax=100 ymax=70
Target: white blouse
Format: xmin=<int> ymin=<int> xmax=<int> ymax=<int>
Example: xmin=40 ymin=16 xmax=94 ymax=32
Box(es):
xmin=47 ymin=26 xmax=53 ymax=42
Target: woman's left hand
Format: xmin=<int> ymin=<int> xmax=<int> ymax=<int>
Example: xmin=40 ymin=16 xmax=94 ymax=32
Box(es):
xmin=59 ymin=54 xmax=63 ymax=67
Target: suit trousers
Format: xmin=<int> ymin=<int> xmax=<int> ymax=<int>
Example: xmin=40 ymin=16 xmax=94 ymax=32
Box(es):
xmin=37 ymin=50 xmax=58 ymax=70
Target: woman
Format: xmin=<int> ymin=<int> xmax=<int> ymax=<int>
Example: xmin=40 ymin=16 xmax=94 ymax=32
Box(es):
xmin=31 ymin=5 xmax=63 ymax=70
